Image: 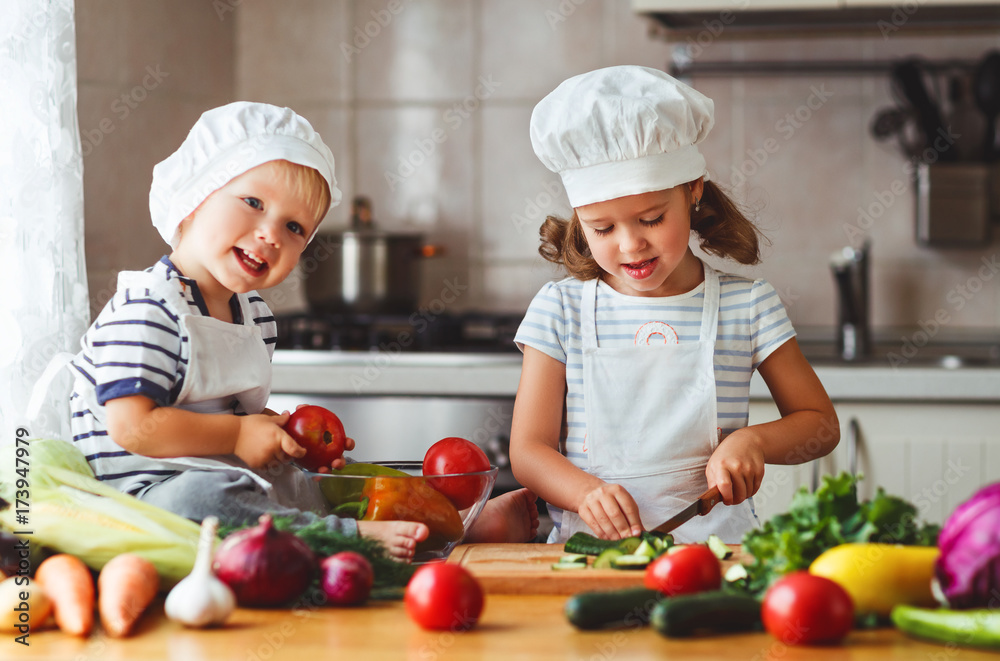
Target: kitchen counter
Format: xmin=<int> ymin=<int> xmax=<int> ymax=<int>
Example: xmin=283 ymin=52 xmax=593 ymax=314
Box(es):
xmin=272 ymin=349 xmax=1000 ymax=402
xmin=12 ymin=590 xmax=997 ymax=660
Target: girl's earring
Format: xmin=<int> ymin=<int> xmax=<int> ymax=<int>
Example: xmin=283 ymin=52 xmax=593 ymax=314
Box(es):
xmin=694 ymin=199 xmax=701 ymax=213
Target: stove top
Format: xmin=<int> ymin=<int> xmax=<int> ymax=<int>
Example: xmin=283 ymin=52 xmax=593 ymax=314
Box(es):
xmin=274 ymin=311 xmax=524 ymax=353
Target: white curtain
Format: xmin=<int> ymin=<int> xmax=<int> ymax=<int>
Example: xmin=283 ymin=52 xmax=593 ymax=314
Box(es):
xmin=0 ymin=0 xmax=89 ymax=443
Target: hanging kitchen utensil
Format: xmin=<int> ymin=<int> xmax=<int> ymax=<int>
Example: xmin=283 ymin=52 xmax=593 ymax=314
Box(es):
xmin=947 ymin=71 xmax=987 ymax=162
xmin=869 ymin=105 xmax=924 ymax=160
xmin=891 ymin=58 xmax=956 ymax=162
xmin=972 ymin=50 xmax=1000 ymax=162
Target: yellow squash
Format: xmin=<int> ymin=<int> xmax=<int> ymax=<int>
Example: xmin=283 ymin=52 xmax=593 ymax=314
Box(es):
xmin=809 ymin=543 xmax=939 ymax=617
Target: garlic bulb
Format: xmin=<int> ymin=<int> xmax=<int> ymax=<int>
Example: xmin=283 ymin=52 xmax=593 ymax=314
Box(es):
xmin=165 ymin=516 xmax=236 ymax=628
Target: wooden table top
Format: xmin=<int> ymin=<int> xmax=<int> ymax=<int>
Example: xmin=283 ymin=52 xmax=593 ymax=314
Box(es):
xmin=8 ymin=592 xmax=996 ymax=661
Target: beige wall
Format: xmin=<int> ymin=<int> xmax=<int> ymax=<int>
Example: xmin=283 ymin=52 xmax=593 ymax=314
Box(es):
xmin=76 ymin=0 xmax=1000 ymax=338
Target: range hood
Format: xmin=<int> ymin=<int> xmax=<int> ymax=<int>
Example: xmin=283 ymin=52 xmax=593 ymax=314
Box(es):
xmin=632 ymin=1 xmax=1000 ymax=34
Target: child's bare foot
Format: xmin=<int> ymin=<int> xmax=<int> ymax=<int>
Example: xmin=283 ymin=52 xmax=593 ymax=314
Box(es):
xmin=465 ymin=488 xmax=539 ymax=543
xmin=357 ymin=520 xmax=429 ymax=562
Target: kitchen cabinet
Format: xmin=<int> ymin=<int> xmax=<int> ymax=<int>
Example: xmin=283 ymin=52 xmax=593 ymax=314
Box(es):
xmin=749 ymin=401 xmax=1000 ymax=526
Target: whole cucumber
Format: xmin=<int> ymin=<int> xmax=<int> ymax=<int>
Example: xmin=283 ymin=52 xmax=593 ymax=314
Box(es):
xmin=651 ymin=591 xmax=762 ymax=638
xmin=891 ymin=605 xmax=1000 ymax=650
xmin=565 ymin=588 xmax=664 ymax=630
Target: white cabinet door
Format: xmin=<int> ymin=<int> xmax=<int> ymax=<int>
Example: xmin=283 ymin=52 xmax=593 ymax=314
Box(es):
xmin=748 ymin=401 xmax=1000 ymax=526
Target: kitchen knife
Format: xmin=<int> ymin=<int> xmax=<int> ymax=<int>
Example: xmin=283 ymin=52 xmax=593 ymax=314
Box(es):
xmin=652 ymin=486 xmax=722 ymax=534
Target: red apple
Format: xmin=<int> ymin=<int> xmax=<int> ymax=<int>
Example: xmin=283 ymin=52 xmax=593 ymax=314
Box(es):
xmin=320 ymin=552 xmax=373 ymax=606
xmin=284 ymin=405 xmax=347 ymax=471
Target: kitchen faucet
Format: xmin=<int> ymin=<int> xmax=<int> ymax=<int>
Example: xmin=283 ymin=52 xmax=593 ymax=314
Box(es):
xmin=830 ymin=240 xmax=872 ymax=362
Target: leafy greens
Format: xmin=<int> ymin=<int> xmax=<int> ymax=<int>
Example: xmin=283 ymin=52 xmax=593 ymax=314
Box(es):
xmin=734 ymin=472 xmax=939 ymax=598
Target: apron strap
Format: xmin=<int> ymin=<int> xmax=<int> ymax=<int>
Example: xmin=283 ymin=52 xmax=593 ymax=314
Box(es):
xmin=699 ymin=262 xmax=720 ymax=344
xmin=581 ymin=279 xmax=599 ymax=350
xmin=26 ymin=352 xmax=76 ymax=421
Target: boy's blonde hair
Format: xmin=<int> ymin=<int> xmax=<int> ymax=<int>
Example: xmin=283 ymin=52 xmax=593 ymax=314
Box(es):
xmin=265 ymin=159 xmax=332 ymax=226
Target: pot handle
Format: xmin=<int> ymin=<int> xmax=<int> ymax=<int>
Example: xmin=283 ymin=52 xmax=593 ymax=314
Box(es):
xmin=416 ymin=244 xmax=445 ymax=258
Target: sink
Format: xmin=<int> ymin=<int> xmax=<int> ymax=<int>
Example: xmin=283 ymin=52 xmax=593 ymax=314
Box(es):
xmin=798 ymin=339 xmax=1000 ymax=369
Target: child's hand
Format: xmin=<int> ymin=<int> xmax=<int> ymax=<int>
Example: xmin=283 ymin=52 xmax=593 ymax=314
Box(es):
xmin=311 ymin=437 xmax=357 ymax=473
xmin=577 ymin=482 xmax=643 ymax=540
xmin=234 ymin=412 xmax=306 ymax=469
xmin=706 ymin=430 xmax=765 ymax=506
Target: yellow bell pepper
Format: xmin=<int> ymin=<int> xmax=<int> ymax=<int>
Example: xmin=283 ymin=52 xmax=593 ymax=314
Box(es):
xmin=809 ymin=543 xmax=939 ymax=617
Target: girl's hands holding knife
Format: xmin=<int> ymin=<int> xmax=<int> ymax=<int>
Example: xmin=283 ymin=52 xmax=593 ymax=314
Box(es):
xmin=706 ymin=429 xmax=765 ymax=505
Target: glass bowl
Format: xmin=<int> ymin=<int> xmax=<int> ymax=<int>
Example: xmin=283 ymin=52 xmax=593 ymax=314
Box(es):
xmin=312 ymin=461 xmax=498 ymax=562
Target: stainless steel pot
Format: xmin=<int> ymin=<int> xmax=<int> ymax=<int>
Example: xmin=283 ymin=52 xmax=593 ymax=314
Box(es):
xmin=302 ymin=229 xmax=430 ymax=314
xmin=302 ymin=196 xmax=439 ymax=314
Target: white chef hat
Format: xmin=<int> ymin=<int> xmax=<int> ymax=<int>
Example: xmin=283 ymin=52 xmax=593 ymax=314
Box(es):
xmin=149 ymin=101 xmax=342 ymax=247
xmin=530 ymin=66 xmax=714 ymax=208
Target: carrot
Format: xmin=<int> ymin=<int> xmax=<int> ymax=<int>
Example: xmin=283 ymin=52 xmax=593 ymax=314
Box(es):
xmin=35 ymin=554 xmax=95 ymax=636
xmin=97 ymin=553 xmax=160 ymax=637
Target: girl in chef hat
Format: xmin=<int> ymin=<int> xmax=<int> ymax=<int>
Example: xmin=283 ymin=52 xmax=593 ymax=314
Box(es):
xmin=64 ymin=102 xmax=537 ymax=560
xmin=511 ymin=66 xmax=838 ymax=545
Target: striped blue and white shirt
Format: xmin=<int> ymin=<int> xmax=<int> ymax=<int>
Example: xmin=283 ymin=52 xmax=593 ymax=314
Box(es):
xmin=68 ymin=256 xmax=277 ymax=496
xmin=514 ymin=270 xmax=795 ymax=467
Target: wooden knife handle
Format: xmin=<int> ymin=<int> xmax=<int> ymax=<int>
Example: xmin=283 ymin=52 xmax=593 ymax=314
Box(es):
xmin=698 ymin=486 xmax=722 ymax=515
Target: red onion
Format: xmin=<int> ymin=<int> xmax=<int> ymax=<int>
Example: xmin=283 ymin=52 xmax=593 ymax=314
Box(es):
xmin=320 ymin=552 xmax=373 ymax=606
xmin=212 ymin=515 xmax=317 ymax=607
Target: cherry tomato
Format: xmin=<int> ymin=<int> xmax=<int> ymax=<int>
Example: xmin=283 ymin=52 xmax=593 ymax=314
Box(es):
xmin=404 ymin=563 xmax=484 ymax=631
xmin=284 ymin=405 xmax=347 ymax=471
xmin=422 ymin=437 xmax=491 ymax=510
xmin=643 ymin=544 xmax=721 ymax=596
xmin=762 ymin=571 xmax=854 ymax=645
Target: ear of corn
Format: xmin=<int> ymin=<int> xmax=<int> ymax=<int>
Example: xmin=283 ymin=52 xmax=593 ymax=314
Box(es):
xmin=1 ymin=439 xmax=198 ymax=589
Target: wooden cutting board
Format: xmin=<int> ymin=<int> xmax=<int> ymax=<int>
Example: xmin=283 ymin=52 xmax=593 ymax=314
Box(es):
xmin=446 ymin=543 xmax=749 ymax=595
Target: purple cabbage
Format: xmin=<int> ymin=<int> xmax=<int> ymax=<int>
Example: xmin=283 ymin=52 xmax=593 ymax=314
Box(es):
xmin=934 ymin=482 xmax=1000 ymax=609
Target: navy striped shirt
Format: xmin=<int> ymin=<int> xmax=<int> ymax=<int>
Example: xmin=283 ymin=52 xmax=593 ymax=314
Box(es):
xmin=68 ymin=257 xmax=277 ymax=495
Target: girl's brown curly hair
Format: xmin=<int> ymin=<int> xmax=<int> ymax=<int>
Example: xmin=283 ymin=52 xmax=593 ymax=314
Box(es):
xmin=538 ymin=180 xmax=762 ymax=280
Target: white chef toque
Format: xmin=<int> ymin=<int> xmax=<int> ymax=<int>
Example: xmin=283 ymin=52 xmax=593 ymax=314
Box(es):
xmin=149 ymin=101 xmax=342 ymax=247
xmin=529 ymin=65 xmax=714 ymax=208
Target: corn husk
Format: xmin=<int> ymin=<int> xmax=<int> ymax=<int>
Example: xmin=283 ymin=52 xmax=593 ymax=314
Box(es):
xmin=0 ymin=439 xmax=198 ymax=588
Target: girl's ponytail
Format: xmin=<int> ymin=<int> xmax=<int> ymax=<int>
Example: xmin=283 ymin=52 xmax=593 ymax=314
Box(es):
xmin=691 ymin=181 xmax=763 ymax=266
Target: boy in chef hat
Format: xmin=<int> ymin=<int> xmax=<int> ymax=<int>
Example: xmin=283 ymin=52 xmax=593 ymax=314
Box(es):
xmin=68 ymin=102 xmax=537 ymax=560
xmin=510 ymin=66 xmax=837 ymax=544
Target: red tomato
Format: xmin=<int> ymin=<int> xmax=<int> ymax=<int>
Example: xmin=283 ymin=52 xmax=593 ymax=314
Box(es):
xmin=284 ymin=405 xmax=347 ymax=472
xmin=404 ymin=563 xmax=484 ymax=631
xmin=643 ymin=544 xmax=721 ymax=596
xmin=422 ymin=437 xmax=491 ymax=510
xmin=762 ymin=571 xmax=854 ymax=645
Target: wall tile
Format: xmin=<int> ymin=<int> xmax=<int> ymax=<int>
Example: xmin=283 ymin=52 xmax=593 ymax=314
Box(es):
xmin=481 ymin=260 xmax=565 ymax=313
xmin=480 ymin=0 xmax=607 ymax=100
xmin=235 ymin=0 xmax=349 ymax=104
xmin=480 ymin=105 xmax=570 ymax=262
xmin=353 ymin=0 xmax=474 ymax=102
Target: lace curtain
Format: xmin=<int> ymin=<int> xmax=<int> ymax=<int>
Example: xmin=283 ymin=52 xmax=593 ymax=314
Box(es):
xmin=0 ymin=0 xmax=89 ymax=443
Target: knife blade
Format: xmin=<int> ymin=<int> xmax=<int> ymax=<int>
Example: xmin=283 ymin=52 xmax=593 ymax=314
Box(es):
xmin=652 ymin=486 xmax=722 ymax=534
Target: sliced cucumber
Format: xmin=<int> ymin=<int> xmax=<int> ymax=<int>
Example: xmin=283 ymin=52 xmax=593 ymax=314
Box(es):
xmin=558 ymin=553 xmax=589 ymax=564
xmin=565 ymin=532 xmax=621 ymax=556
xmin=634 ymin=539 xmax=657 ymax=558
xmin=706 ymin=534 xmax=733 ymax=560
xmin=616 ymin=537 xmax=642 ymax=555
xmin=611 ymin=554 xmax=651 ymax=570
xmin=552 ymin=561 xmax=589 ymax=570
xmin=724 ymin=563 xmax=749 ymax=582
xmin=593 ymin=548 xmax=624 ymax=569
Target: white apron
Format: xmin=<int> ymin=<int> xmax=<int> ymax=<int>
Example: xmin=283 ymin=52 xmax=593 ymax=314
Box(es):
xmin=559 ymin=262 xmax=757 ymax=544
xmin=31 ymin=270 xmax=287 ymax=494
